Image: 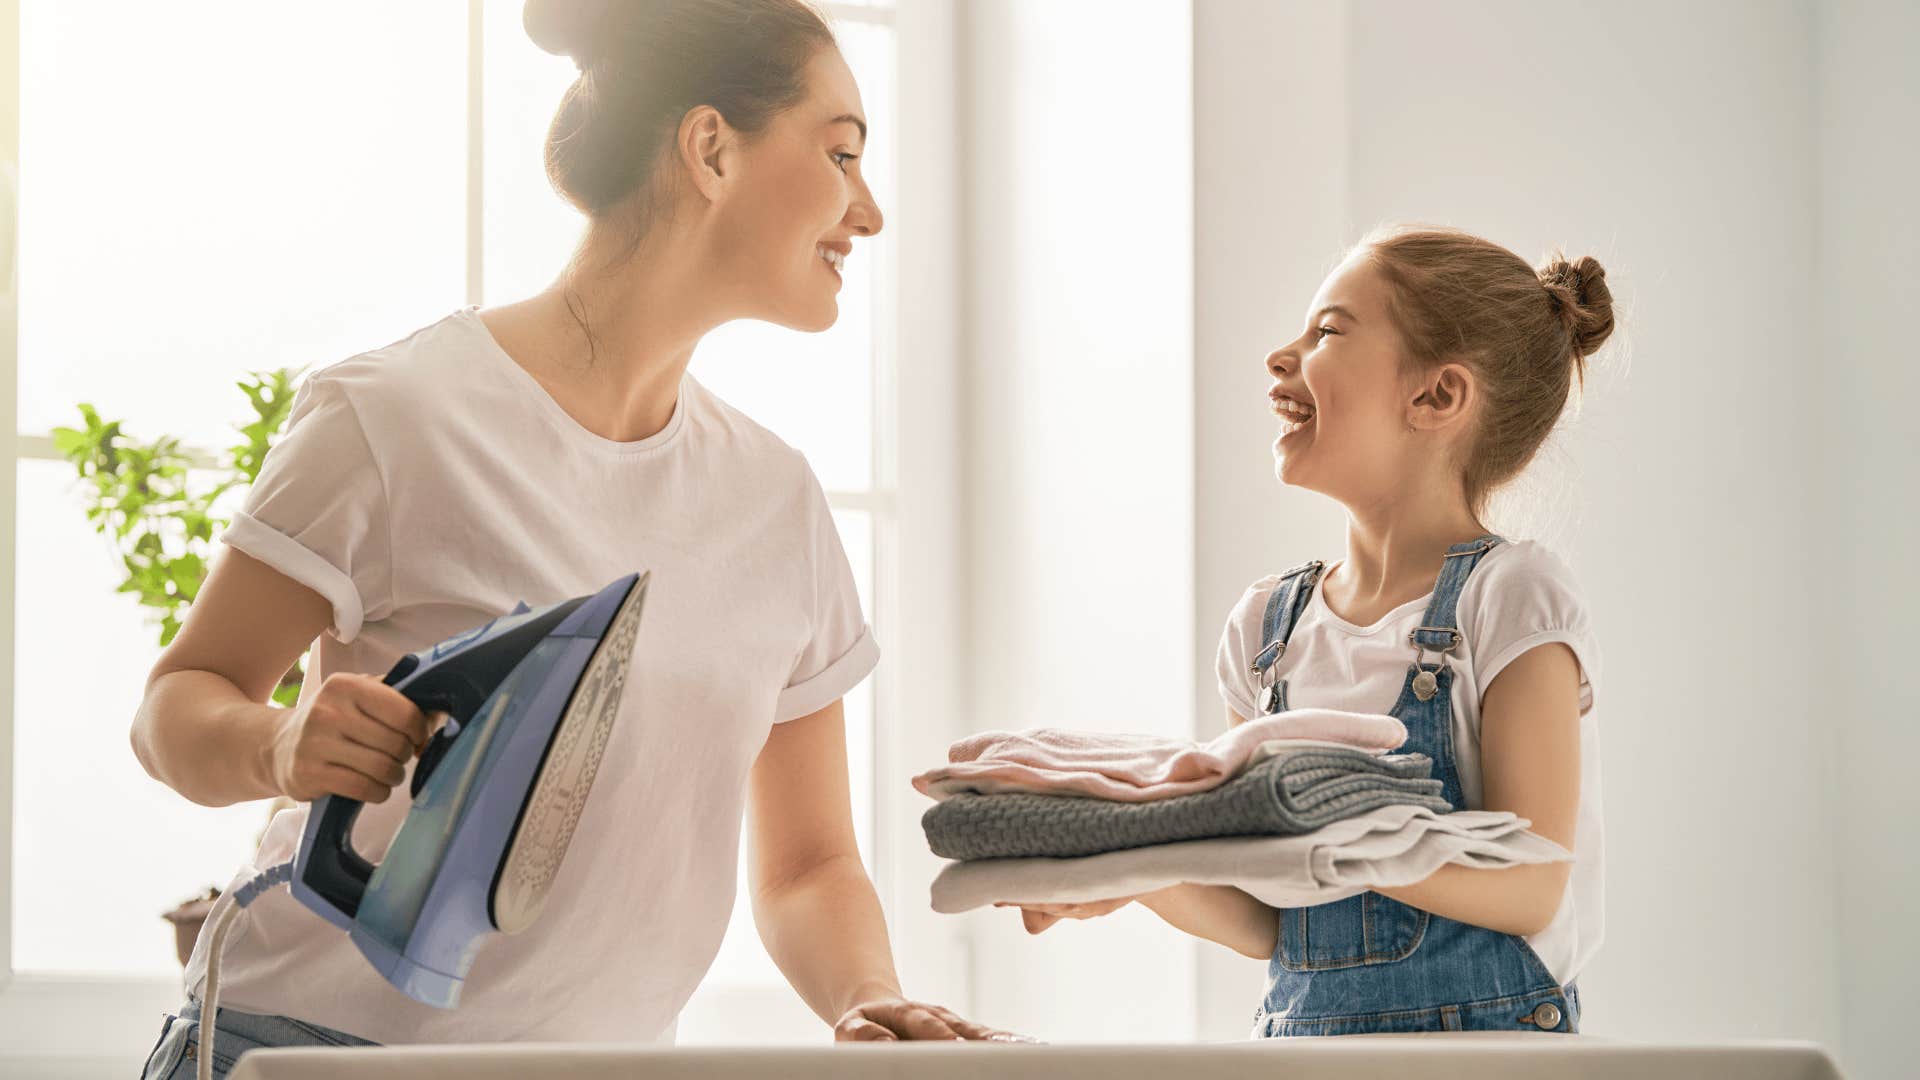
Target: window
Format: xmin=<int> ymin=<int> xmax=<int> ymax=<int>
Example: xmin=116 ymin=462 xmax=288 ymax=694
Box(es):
xmin=2 ymin=0 xmax=912 ymax=1055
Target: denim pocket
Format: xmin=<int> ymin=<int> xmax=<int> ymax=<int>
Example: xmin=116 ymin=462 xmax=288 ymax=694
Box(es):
xmin=140 ymin=1015 xmax=193 ymax=1080
xmin=160 ymin=1015 xmax=260 ymax=1079
xmin=1276 ymin=892 xmax=1428 ymax=971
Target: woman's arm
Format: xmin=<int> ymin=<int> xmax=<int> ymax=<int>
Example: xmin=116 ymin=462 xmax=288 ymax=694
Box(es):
xmin=133 ymin=547 xmax=429 ymax=807
xmin=746 ymin=699 xmax=901 ymax=1026
xmin=748 ymin=699 xmax=1016 ymax=1041
xmin=1368 ymin=641 xmax=1582 ymax=936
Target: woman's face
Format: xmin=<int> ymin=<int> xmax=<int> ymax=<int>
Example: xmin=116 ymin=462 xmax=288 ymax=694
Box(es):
xmin=1264 ymin=255 xmax=1422 ymax=503
xmin=711 ymin=46 xmax=884 ymax=332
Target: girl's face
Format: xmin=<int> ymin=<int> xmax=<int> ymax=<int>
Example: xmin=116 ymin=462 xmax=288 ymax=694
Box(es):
xmin=1265 ymin=255 xmax=1431 ymax=504
xmin=709 ymin=46 xmax=884 ymax=332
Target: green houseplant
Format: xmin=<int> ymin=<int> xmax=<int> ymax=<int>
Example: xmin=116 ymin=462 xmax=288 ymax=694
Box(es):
xmin=52 ymin=367 xmax=306 ymax=704
xmin=53 ymin=367 xmax=305 ymax=965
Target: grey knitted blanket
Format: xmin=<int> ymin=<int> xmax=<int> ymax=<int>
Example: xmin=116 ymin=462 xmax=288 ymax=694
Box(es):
xmin=922 ymin=748 xmax=1451 ymax=861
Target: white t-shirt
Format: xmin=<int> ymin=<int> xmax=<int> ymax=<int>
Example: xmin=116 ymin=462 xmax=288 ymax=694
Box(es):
xmin=183 ymin=307 xmax=878 ymax=1045
xmin=1214 ymin=541 xmax=1603 ymax=987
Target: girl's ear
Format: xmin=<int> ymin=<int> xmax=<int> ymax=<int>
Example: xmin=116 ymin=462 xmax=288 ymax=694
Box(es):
xmin=1407 ymin=361 xmax=1475 ymax=432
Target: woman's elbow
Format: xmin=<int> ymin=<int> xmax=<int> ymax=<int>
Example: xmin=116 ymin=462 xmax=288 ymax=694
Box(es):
xmin=129 ymin=697 xmax=164 ymax=785
xmin=129 ymin=676 xmax=219 ymax=806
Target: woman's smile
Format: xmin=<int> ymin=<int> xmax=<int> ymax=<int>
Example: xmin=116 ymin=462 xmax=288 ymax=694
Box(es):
xmin=817 ymin=242 xmax=849 ymax=282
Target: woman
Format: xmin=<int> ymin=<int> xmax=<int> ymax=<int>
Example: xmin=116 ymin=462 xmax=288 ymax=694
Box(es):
xmin=132 ymin=2 xmax=1008 ymax=1074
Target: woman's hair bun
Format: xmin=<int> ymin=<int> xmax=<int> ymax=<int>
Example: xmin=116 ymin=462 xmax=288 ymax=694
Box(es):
xmin=524 ymin=0 xmax=612 ymax=67
xmin=1537 ymin=254 xmax=1615 ymax=358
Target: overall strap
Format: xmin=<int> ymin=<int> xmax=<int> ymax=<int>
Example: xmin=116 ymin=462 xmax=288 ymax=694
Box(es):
xmin=1408 ymin=534 xmax=1504 ymax=653
xmin=1251 ymin=560 xmax=1326 ymax=678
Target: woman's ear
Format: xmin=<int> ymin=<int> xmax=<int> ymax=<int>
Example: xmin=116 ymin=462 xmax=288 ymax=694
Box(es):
xmin=1407 ymin=361 xmax=1475 ymax=433
xmin=676 ymin=105 xmax=736 ymax=204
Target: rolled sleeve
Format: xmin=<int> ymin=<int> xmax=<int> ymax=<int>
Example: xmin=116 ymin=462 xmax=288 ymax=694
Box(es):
xmin=774 ymin=471 xmax=879 ymax=723
xmin=774 ymin=625 xmax=879 ymax=723
xmin=216 ymin=374 xmax=392 ymax=645
xmin=221 ymin=511 xmax=367 ymax=643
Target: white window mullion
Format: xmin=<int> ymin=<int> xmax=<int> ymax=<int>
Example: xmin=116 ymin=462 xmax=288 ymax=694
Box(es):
xmin=2 ymin=0 xmax=21 ymax=990
xmin=466 ymin=0 xmax=485 ymax=308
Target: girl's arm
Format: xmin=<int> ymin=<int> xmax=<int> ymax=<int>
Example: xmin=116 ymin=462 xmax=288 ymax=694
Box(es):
xmin=1017 ymin=650 xmax=1581 ymax=951
xmin=1016 ymin=705 xmax=1281 ymax=957
xmin=1369 ymin=641 xmax=1583 ymax=936
xmin=1016 ymin=884 xmax=1277 ymax=960
xmin=1137 ymin=884 xmax=1278 ymax=959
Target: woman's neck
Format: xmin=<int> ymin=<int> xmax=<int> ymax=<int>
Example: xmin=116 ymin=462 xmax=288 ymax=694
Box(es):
xmin=486 ymin=228 xmax=726 ymax=444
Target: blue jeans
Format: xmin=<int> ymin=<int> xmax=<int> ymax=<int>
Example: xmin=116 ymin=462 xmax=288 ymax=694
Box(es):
xmin=140 ymin=999 xmax=377 ymax=1079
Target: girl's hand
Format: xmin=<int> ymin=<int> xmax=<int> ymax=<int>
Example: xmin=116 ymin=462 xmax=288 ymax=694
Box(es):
xmin=834 ymin=997 xmax=1038 ymax=1042
xmin=263 ymin=672 xmax=438 ymax=803
xmin=996 ymin=896 xmax=1139 ymax=934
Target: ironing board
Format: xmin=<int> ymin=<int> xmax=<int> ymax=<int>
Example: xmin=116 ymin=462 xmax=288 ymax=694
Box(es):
xmin=230 ymin=1034 xmax=1843 ymax=1079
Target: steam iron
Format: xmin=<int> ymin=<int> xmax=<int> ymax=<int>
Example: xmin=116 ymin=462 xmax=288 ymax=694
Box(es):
xmin=290 ymin=571 xmax=650 ymax=1007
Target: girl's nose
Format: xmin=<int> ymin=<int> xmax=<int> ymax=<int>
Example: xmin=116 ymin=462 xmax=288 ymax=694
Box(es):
xmin=1266 ymin=348 xmax=1294 ymax=379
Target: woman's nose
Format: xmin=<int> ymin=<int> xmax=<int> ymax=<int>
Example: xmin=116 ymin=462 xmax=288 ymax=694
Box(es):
xmin=846 ymin=182 xmax=884 ymax=238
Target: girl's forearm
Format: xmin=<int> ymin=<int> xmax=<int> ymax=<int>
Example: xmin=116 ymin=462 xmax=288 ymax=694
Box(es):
xmin=1137 ymin=884 xmax=1277 ymax=959
xmin=1371 ymin=861 xmax=1571 ymax=937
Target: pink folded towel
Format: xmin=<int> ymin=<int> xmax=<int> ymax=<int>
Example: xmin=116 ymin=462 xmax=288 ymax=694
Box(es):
xmin=912 ymin=708 xmax=1408 ymax=803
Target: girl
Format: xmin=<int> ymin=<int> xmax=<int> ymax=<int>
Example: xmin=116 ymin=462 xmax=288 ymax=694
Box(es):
xmin=133 ymin=2 xmax=1009 ymax=1075
xmin=1017 ymin=225 xmax=1612 ymax=1036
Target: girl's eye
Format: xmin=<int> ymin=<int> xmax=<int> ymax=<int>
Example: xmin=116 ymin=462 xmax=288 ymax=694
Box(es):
xmin=1314 ymin=325 xmax=1338 ymax=340
xmin=832 ymin=151 xmax=859 ymax=172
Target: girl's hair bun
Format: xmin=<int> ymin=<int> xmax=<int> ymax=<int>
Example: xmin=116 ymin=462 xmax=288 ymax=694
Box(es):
xmin=1538 ymin=254 xmax=1615 ymax=358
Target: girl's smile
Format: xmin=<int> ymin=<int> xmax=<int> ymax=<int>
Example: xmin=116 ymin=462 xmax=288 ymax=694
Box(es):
xmin=1270 ymin=388 xmax=1316 ymax=446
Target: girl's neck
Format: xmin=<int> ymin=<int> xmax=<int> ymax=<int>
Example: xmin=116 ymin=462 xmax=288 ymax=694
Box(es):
xmin=1326 ymin=488 xmax=1488 ymax=624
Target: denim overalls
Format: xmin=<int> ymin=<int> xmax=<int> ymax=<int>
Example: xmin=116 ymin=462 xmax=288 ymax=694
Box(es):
xmin=1247 ymin=535 xmax=1581 ymax=1037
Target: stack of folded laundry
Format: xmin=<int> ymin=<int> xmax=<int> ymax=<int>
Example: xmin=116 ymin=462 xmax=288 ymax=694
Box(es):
xmin=915 ymin=709 xmax=1569 ymax=914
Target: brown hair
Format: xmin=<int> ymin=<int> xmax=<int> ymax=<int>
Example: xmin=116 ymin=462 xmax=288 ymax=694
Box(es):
xmin=524 ymin=0 xmax=835 ymax=224
xmin=1356 ymin=224 xmax=1616 ymax=518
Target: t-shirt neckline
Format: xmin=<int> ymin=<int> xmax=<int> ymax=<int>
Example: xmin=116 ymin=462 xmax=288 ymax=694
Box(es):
xmin=459 ymin=305 xmax=689 ymax=456
xmin=1307 ymin=559 xmax=1435 ymax=637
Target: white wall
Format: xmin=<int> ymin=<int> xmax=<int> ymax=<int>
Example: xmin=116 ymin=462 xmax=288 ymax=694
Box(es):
xmin=959 ymin=0 xmax=1197 ymax=1043
xmin=1191 ymin=0 xmax=1846 ymax=1053
xmin=1191 ymin=0 xmax=1356 ymax=1034
xmin=1815 ymin=5 xmax=1920 ymax=1080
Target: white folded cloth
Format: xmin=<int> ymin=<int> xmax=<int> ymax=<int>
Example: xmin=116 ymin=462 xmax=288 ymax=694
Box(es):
xmin=929 ymin=803 xmax=1569 ymax=914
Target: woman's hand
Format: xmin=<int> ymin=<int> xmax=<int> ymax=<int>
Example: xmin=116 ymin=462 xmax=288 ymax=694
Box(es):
xmin=997 ymin=896 xmax=1140 ymax=934
xmin=263 ymin=672 xmax=437 ymax=802
xmin=834 ymin=997 xmax=1038 ymax=1043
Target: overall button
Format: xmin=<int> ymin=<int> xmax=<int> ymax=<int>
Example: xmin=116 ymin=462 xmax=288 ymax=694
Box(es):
xmin=1530 ymin=1001 xmax=1563 ymax=1029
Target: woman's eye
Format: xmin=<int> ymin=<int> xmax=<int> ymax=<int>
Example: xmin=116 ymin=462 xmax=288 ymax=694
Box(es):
xmin=832 ymin=152 xmax=859 ymax=172
xmin=1314 ymin=325 xmax=1338 ymax=340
